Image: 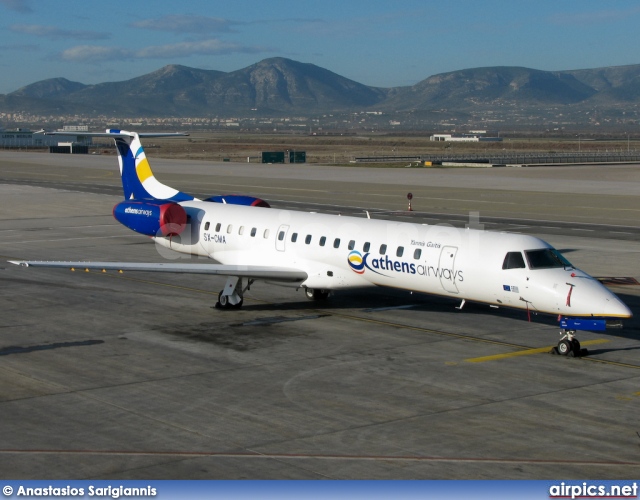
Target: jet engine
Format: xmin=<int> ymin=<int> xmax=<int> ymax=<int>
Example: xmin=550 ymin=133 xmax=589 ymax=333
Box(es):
xmin=113 ymin=201 xmax=187 ymax=236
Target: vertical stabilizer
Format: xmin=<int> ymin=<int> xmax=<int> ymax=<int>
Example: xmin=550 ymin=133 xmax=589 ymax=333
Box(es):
xmin=110 ymin=130 xmax=194 ymax=201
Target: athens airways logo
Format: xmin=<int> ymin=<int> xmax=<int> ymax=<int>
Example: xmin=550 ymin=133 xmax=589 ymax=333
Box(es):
xmin=347 ymin=251 xmax=366 ymax=274
xmin=347 ymin=250 xmax=464 ymax=282
xmin=347 ymin=250 xmax=415 ymax=277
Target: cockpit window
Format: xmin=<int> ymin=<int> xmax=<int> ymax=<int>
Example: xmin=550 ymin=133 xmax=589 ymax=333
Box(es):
xmin=525 ymin=249 xmax=573 ymax=270
xmin=502 ymin=251 xmax=526 ymax=270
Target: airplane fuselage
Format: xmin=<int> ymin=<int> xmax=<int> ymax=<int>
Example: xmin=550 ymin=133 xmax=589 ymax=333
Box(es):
xmin=156 ymin=201 xmax=630 ymax=319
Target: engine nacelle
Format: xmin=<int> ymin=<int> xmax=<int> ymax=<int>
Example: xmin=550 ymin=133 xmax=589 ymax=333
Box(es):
xmin=205 ymin=195 xmax=270 ymax=208
xmin=113 ymin=201 xmax=187 ymax=237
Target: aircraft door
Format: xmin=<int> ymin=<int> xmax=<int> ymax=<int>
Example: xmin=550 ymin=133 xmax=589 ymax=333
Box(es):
xmin=438 ymin=246 xmax=459 ymax=294
xmin=276 ymin=224 xmax=289 ymax=252
xmin=499 ymin=251 xmax=529 ymax=306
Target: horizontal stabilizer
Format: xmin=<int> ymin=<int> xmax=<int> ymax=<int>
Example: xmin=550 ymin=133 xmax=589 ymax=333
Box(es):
xmin=9 ymin=260 xmax=307 ymax=282
xmin=43 ymin=131 xmax=189 ymax=138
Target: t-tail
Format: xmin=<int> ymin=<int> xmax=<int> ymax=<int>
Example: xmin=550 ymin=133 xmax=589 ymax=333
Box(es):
xmin=46 ymin=128 xmax=194 ymax=202
xmin=109 ymin=129 xmax=194 ymax=202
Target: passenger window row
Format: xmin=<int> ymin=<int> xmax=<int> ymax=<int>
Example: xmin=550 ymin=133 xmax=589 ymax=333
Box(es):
xmin=204 ymin=221 xmax=423 ymax=259
xmin=204 ymin=221 xmax=270 ymax=239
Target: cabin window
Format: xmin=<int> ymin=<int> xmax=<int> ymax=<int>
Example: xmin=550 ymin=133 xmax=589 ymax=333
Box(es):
xmin=413 ymin=248 xmax=422 ymax=259
xmin=250 ymin=227 xmax=257 ymax=237
xmin=380 ymin=244 xmax=387 ymax=255
xmin=363 ymin=242 xmax=370 ymax=253
xmin=396 ymin=246 xmax=404 ymax=257
xmin=204 ymin=222 xmax=210 ymax=231
xmin=502 ymin=251 xmax=526 ymax=270
xmin=348 ymin=240 xmax=355 ymax=250
xmin=263 ymin=229 xmax=270 ymax=239
xmin=305 ymin=235 xmax=312 ymax=244
xmin=291 ymin=232 xmax=298 ymax=243
xmin=334 ymin=238 xmax=341 ymax=249
xmin=215 ymin=223 xmax=221 ymax=232
xmin=238 ymin=226 xmax=244 ymax=235
xmin=278 ymin=231 xmax=285 ymax=241
xmin=525 ymin=249 xmax=572 ymax=270
xmin=319 ymin=236 xmax=326 ymax=247
xmin=227 ymin=224 xmax=233 ymax=234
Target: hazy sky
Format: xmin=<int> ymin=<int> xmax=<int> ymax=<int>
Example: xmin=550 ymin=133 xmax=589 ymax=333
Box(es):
xmin=1 ymin=0 xmax=640 ymax=94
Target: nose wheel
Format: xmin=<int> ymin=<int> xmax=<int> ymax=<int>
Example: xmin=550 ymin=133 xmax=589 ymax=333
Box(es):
xmin=554 ymin=329 xmax=585 ymax=357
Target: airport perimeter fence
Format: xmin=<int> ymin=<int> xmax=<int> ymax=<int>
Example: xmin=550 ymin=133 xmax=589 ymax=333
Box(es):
xmin=354 ymin=151 xmax=640 ymax=165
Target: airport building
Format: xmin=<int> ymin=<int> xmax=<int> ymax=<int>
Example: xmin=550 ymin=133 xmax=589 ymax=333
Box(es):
xmin=430 ymin=133 xmax=502 ymax=142
xmin=0 ymin=127 xmax=92 ymax=148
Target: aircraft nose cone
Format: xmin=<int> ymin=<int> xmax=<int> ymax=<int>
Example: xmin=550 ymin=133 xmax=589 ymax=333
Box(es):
xmin=604 ymin=296 xmax=633 ymax=318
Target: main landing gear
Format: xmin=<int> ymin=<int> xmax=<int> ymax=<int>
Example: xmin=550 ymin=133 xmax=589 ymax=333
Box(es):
xmin=554 ymin=329 xmax=586 ymax=357
xmin=304 ymin=288 xmax=329 ymax=301
xmin=215 ymin=276 xmax=252 ymax=310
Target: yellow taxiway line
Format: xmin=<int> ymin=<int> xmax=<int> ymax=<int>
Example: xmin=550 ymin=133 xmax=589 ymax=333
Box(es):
xmin=465 ymin=338 xmax=610 ymax=363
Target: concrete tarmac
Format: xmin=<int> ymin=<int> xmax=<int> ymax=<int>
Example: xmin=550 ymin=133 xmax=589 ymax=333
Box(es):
xmin=0 ymin=152 xmax=639 ymax=479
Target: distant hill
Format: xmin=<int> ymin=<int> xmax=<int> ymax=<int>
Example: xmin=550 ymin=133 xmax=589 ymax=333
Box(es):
xmin=564 ymin=64 xmax=640 ymax=103
xmin=1 ymin=58 xmax=389 ymax=117
xmin=10 ymin=77 xmax=87 ymax=99
xmin=383 ymin=66 xmax=598 ymax=111
xmin=2 ymin=58 xmax=640 ymax=121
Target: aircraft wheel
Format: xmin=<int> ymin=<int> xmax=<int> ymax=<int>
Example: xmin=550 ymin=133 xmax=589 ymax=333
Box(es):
xmin=217 ymin=290 xmax=230 ymax=309
xmin=305 ymin=288 xmax=329 ymax=301
xmin=571 ymin=339 xmax=581 ymax=356
xmin=231 ymin=298 xmax=244 ymax=309
xmin=557 ymin=339 xmax=572 ymax=356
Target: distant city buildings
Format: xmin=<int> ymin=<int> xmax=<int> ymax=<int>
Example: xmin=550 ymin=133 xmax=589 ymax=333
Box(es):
xmin=0 ymin=103 xmax=638 ymax=135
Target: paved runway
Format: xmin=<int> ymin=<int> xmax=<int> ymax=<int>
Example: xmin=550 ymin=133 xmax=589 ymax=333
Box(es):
xmin=0 ymin=152 xmax=639 ymax=479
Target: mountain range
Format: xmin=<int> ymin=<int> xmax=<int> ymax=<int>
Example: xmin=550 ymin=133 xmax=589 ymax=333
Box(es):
xmin=2 ymin=57 xmax=640 ymax=121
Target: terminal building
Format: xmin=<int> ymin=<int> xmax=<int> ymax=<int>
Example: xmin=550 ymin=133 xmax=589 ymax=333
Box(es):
xmin=0 ymin=127 xmax=92 ymax=148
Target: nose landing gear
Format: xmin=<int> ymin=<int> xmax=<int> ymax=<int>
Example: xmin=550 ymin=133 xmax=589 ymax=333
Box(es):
xmin=555 ymin=329 xmax=584 ymax=357
xmin=553 ymin=317 xmax=608 ymax=357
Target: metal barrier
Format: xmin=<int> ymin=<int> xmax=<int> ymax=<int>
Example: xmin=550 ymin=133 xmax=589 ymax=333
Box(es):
xmin=355 ymin=151 xmax=640 ymax=165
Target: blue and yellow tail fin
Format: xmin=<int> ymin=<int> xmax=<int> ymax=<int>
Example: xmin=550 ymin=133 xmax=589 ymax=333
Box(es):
xmin=108 ymin=130 xmax=194 ymax=201
xmin=46 ymin=129 xmax=194 ymax=202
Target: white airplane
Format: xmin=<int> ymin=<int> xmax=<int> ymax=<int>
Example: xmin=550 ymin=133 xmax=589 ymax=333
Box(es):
xmin=9 ymin=130 xmax=632 ymax=356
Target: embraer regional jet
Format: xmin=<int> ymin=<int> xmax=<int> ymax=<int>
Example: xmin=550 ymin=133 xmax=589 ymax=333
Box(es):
xmin=9 ymin=130 xmax=632 ymax=356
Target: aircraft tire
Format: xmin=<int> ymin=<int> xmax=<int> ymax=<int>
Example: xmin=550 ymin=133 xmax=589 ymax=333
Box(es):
xmin=571 ymin=339 xmax=586 ymax=358
xmin=218 ymin=290 xmax=230 ymax=309
xmin=571 ymin=339 xmax=581 ymax=356
xmin=305 ymin=288 xmax=329 ymax=301
xmin=557 ymin=339 xmax=572 ymax=356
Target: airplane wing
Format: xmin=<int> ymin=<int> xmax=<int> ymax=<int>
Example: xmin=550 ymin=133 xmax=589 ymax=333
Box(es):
xmin=8 ymin=260 xmax=307 ymax=282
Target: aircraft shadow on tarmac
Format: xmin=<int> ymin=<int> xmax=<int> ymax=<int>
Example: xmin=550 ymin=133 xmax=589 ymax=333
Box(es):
xmin=231 ymin=285 xmax=640 ymax=341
